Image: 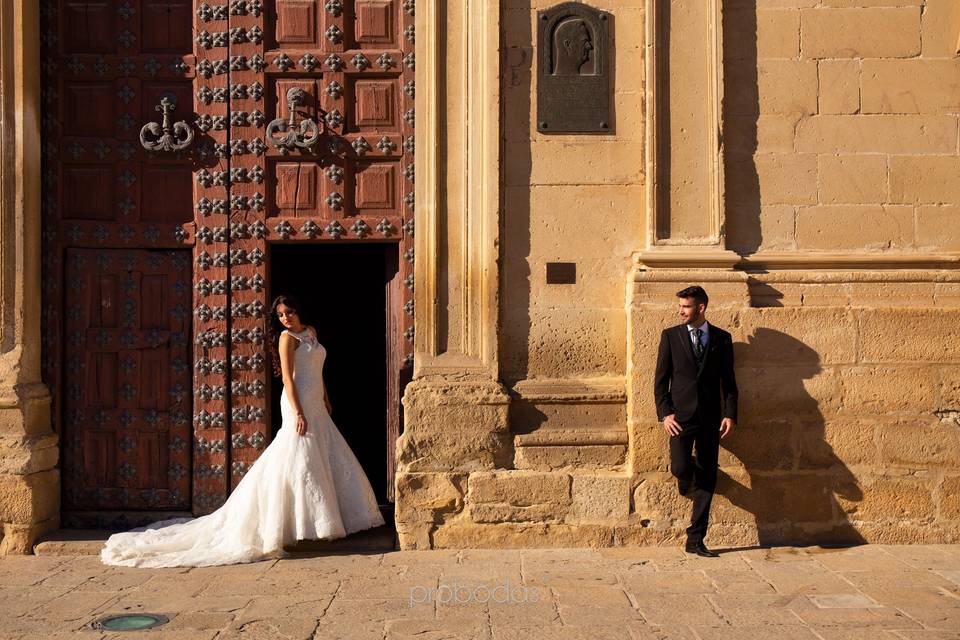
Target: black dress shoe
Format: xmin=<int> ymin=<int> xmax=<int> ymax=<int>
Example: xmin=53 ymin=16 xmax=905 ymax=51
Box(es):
xmin=684 ymin=541 xmax=720 ymax=557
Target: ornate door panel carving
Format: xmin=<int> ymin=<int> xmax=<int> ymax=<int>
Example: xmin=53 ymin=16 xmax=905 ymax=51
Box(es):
xmin=62 ymin=249 xmax=192 ymax=512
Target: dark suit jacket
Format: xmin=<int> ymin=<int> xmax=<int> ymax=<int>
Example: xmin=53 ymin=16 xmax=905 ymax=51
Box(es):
xmin=654 ymin=323 xmax=738 ymax=425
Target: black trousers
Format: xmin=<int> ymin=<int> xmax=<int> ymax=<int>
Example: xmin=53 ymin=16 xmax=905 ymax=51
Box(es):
xmin=669 ymin=422 xmax=720 ymax=543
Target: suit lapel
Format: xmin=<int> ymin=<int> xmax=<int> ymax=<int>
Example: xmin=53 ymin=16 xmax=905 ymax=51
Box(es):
xmin=677 ymin=324 xmax=698 ymax=369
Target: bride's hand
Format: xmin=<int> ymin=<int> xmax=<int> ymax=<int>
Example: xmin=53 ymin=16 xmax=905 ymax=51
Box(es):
xmin=296 ymin=413 xmax=308 ymax=436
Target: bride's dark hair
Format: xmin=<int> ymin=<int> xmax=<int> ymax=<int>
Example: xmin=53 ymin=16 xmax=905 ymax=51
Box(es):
xmin=267 ymin=294 xmax=305 ymax=378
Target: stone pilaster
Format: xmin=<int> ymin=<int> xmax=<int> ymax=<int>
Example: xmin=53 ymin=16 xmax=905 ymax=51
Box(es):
xmin=395 ymin=0 xmax=509 ymax=549
xmin=0 ymin=0 xmax=58 ymax=554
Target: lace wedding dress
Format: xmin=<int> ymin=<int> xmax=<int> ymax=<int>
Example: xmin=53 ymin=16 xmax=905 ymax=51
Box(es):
xmin=101 ymin=327 xmax=385 ymax=568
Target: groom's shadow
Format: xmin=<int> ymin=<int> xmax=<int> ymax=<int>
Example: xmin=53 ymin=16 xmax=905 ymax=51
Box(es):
xmin=717 ymin=327 xmax=866 ymax=547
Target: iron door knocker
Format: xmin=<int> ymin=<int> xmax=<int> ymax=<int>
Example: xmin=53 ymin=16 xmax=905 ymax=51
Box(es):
xmin=266 ymin=87 xmax=322 ymax=153
xmin=139 ymin=93 xmax=194 ymax=152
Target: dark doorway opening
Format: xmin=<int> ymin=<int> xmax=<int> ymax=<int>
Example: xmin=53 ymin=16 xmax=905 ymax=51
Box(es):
xmin=268 ymin=243 xmax=399 ymax=509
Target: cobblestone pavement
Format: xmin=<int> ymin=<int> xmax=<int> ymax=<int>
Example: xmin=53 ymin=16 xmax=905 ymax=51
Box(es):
xmin=1 ymin=545 xmax=960 ymax=639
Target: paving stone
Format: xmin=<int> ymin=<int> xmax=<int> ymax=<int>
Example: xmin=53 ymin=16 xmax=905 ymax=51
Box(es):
xmin=0 ymin=545 xmax=958 ymax=639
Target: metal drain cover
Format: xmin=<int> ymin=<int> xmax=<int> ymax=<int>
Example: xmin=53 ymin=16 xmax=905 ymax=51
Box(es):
xmin=91 ymin=613 xmax=169 ymax=631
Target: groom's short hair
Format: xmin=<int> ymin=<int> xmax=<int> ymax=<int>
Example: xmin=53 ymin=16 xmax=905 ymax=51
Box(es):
xmin=676 ymin=285 xmax=708 ymax=308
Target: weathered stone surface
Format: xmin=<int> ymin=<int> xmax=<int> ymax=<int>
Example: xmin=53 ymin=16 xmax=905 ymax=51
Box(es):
xmin=862 ymin=59 xmax=960 ymax=114
xmin=0 ymin=470 xmax=58 ymax=524
xmin=395 ymin=473 xmax=465 ymax=525
xmin=939 ymin=476 xmax=960 ymax=520
xmin=890 ymin=156 xmax=960 ymax=204
xmin=836 ymin=476 xmax=935 ymax=521
xmin=798 ymin=418 xmax=877 ymax=470
xmin=569 ymin=473 xmax=631 ymax=523
xmin=860 ymin=309 xmax=960 ymax=363
xmin=818 ymin=155 xmax=887 ymax=204
xmin=738 ymin=308 xmax=857 ymax=366
xmin=514 ymin=444 xmax=627 ymax=472
xmin=795 ymin=115 xmax=957 ymax=154
xmin=818 ymin=60 xmax=861 ymax=115
xmin=796 ymin=205 xmax=914 ymax=251
xmin=467 ymin=471 xmax=571 ymax=524
xmin=800 ymin=7 xmax=921 ymax=58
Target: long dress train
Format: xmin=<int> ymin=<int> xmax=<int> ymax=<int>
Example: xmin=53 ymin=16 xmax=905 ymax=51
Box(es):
xmin=100 ymin=327 xmax=385 ymax=568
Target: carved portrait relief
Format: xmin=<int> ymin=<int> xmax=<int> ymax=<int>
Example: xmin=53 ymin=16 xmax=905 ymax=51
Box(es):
xmin=551 ymin=18 xmax=595 ymax=76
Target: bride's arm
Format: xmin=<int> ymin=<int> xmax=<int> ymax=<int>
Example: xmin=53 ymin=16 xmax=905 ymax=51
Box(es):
xmin=278 ymin=332 xmax=308 ymax=434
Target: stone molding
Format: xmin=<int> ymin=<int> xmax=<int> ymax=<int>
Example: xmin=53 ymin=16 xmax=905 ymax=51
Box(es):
xmin=645 ymin=0 xmax=726 ymax=247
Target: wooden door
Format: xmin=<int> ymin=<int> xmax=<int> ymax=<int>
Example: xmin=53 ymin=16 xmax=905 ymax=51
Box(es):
xmin=41 ymin=0 xmax=414 ymax=525
xmin=62 ymin=249 xmax=192 ymax=513
xmin=228 ymin=0 xmax=415 ymax=501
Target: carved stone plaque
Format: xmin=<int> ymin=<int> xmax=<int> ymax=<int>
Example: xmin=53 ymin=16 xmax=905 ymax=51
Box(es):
xmin=537 ymin=2 xmax=610 ymax=134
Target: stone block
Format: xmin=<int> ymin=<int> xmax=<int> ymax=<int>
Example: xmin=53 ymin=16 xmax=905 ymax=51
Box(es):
xmin=937 ymin=364 xmax=960 ymax=409
xmin=0 ymin=470 xmax=59 ymax=525
xmin=796 ymin=115 xmax=958 ymax=154
xmin=761 ymin=474 xmax=838 ymax=524
xmin=918 ymin=206 xmax=960 ymax=251
xmin=847 ymin=282 xmax=936 ymax=307
xmin=859 ymin=309 xmax=960 ymax=363
xmin=837 ymin=476 xmax=934 ymax=521
xmin=738 ymin=366 xmax=841 ymax=420
xmin=727 ymin=153 xmax=818 ymax=206
xmin=940 ymin=476 xmax=960 ymax=520
xmin=727 ymin=205 xmax=797 ymax=253
xmin=720 ymin=419 xmax=795 ymax=471
xmin=797 ymin=284 xmax=849 ymax=307
xmin=399 ymin=381 xmax=510 ymax=472
xmin=505 ymin=141 xmax=644 ymax=187
xmin=468 ymin=471 xmax=570 ymax=523
xmin=725 ymin=8 xmax=800 ymax=60
xmin=818 ymin=60 xmax=861 ymax=115
xmin=796 ymin=205 xmax=913 ymax=251
xmin=800 ymin=7 xmax=921 ymax=58
xmin=798 ymin=418 xmax=877 ymax=469
xmin=0 ymin=518 xmax=58 ymax=555
xmin=510 ymin=308 xmax=627 ymax=379
xmin=738 ymin=307 xmax=857 ymax=366
xmin=725 ymin=60 xmax=817 ymax=115
xmin=817 ymin=155 xmax=887 ymax=205
xmin=862 ymin=59 xmax=960 ymax=114
xmin=890 ymin=156 xmax=960 ymax=205
xmin=431 ymin=522 xmax=614 ymax=548
xmin=629 ymin=421 xmax=671 ymax=473
xmin=724 ymin=114 xmax=803 ymax=155
xmin=514 ymin=444 xmax=627 ymax=472
xmin=921 ymin=0 xmax=960 ymax=57
xmin=839 ymin=366 xmax=936 ymax=414
xmin=875 ymin=418 xmax=960 ymax=466
xmin=395 ymin=473 xmax=465 ymax=526
xmin=632 ymin=473 xmax=688 ymax=524
xmin=569 ymin=473 xmax=631 ymax=523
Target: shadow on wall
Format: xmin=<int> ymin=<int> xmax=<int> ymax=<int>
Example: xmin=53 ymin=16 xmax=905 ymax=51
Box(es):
xmin=718 ymin=327 xmax=865 ymax=546
xmin=723 ymin=0 xmax=762 ymax=255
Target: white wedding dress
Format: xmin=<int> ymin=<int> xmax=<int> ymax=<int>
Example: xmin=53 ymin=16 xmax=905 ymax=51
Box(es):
xmin=101 ymin=327 xmax=385 ymax=568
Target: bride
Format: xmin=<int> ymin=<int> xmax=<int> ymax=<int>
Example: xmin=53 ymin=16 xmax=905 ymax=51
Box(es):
xmin=100 ymin=294 xmax=385 ymax=567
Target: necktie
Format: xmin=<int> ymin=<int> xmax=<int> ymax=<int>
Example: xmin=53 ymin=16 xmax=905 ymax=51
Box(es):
xmin=693 ymin=328 xmax=704 ymax=360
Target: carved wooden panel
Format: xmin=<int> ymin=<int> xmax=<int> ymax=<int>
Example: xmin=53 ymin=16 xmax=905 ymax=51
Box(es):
xmin=62 ymin=249 xmax=192 ymax=512
xmin=42 ymin=0 xmax=200 ymax=525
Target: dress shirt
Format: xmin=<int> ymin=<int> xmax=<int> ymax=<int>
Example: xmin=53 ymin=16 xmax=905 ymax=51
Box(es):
xmin=686 ymin=321 xmax=709 ymax=351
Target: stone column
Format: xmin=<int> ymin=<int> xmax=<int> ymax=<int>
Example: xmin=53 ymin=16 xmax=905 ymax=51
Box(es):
xmin=395 ymin=0 xmax=509 ymax=549
xmin=0 ymin=0 xmax=59 ymax=554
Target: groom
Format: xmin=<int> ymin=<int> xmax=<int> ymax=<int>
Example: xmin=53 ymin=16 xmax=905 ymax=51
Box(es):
xmin=654 ymin=286 xmax=738 ymax=557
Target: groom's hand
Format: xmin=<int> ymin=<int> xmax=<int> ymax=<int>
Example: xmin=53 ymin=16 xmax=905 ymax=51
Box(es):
xmin=719 ymin=418 xmax=735 ymax=438
xmin=662 ymin=414 xmax=682 ymax=436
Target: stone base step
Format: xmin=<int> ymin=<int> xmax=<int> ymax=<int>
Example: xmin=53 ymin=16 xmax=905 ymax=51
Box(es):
xmin=34 ymin=525 xmax=397 ymax=556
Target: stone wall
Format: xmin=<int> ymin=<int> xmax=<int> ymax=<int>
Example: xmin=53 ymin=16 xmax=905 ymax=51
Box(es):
xmin=397 ymin=0 xmax=960 ymax=549
xmin=724 ymin=0 xmax=960 ymax=254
